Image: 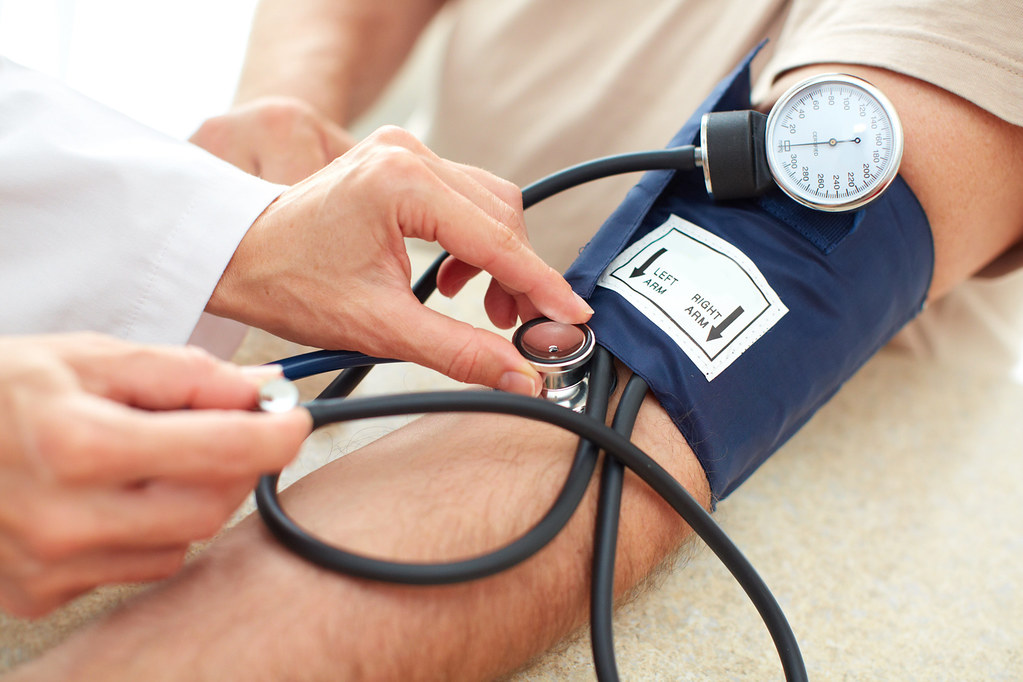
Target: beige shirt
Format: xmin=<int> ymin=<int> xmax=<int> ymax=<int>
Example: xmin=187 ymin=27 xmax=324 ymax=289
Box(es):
xmin=421 ymin=0 xmax=1023 ymax=373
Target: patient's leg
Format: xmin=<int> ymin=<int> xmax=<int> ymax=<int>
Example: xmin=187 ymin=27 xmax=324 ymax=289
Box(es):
xmin=9 ymin=384 xmax=707 ymax=681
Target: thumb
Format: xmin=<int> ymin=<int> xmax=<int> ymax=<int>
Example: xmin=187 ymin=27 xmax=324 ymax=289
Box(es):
xmin=380 ymin=301 xmax=542 ymax=396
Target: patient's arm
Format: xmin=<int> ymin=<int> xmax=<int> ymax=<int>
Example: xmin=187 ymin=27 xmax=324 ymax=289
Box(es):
xmin=234 ymin=0 xmax=445 ymax=124
xmin=11 ymin=379 xmax=704 ymax=682
xmin=11 ymin=68 xmax=1023 ymax=681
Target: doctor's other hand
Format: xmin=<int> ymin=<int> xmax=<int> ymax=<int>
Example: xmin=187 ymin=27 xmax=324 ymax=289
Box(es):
xmin=190 ymin=96 xmax=356 ymax=185
xmin=207 ymin=126 xmax=592 ymax=396
xmin=0 ymin=334 xmax=310 ymax=618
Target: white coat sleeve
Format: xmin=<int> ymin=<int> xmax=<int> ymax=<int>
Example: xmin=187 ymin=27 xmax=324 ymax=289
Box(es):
xmin=0 ymin=57 xmax=286 ymax=346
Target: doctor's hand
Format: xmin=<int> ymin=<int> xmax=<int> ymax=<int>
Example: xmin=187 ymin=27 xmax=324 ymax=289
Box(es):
xmin=0 ymin=334 xmax=310 ymax=617
xmin=190 ymin=96 xmax=357 ymax=185
xmin=208 ymin=126 xmax=592 ymax=396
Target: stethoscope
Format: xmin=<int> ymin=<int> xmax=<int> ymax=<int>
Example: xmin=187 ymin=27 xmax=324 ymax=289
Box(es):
xmin=250 ymin=73 xmax=905 ymax=681
xmin=257 ymin=339 xmax=806 ymax=682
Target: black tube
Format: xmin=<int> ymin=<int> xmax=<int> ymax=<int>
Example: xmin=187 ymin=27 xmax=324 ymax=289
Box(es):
xmin=315 ymin=365 xmax=372 ymax=400
xmin=591 ymin=374 xmax=648 ymax=682
xmin=286 ymin=388 xmax=805 ymax=681
xmin=277 ymin=350 xmax=396 ymax=381
xmin=522 ymin=147 xmax=696 ymax=209
xmin=255 ymin=347 xmax=615 ymax=585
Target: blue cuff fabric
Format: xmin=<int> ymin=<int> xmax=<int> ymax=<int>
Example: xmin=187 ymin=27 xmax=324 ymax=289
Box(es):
xmin=564 ymin=49 xmax=933 ymax=501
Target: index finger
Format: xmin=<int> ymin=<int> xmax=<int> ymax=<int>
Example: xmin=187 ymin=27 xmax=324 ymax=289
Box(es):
xmin=414 ymin=162 xmax=593 ymax=325
xmin=54 ymin=336 xmax=277 ymax=412
xmin=35 ymin=397 xmax=311 ymax=484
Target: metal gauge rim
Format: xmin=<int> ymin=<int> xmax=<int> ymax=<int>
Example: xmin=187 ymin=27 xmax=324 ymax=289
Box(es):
xmin=765 ymin=73 xmax=904 ymax=212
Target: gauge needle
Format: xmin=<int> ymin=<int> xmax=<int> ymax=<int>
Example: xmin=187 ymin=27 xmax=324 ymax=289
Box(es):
xmin=789 ymin=137 xmax=862 ymax=148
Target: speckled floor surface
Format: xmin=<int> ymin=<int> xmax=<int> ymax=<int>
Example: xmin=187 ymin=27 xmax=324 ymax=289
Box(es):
xmin=2 ymin=242 xmax=1021 ymax=680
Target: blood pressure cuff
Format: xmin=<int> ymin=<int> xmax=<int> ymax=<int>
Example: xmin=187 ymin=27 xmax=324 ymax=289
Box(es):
xmin=563 ymin=51 xmax=933 ymax=501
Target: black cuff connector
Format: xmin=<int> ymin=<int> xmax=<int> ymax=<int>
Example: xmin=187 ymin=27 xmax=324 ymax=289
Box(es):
xmin=699 ymin=110 xmax=772 ymax=202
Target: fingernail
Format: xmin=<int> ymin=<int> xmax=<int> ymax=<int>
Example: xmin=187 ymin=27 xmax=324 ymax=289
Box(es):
xmin=499 ymin=370 xmax=542 ymax=397
xmin=575 ymin=293 xmax=594 ymax=316
xmin=241 ymin=364 xmax=285 ymax=388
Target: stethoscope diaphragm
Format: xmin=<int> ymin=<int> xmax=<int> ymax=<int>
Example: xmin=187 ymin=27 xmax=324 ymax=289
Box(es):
xmin=513 ymin=318 xmax=595 ymax=412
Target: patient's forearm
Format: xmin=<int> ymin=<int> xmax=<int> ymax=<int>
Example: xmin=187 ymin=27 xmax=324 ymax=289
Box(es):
xmin=234 ymin=0 xmax=444 ymax=124
xmin=12 ymin=388 xmax=707 ymax=681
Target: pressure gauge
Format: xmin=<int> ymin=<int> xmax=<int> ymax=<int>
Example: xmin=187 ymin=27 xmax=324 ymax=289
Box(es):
xmin=765 ymin=73 xmax=903 ymax=212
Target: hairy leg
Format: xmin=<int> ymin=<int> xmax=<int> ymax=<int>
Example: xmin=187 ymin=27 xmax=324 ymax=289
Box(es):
xmin=9 ymin=383 xmax=707 ymax=681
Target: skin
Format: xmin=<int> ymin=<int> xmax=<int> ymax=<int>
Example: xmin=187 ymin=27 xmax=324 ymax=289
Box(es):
xmin=189 ymin=96 xmax=357 ymax=183
xmin=207 ymin=125 xmax=593 ymax=397
xmin=231 ymin=0 xmax=446 ymax=126
xmin=7 ymin=1 xmax=1023 ymax=678
xmin=6 ymin=366 xmax=701 ymax=682
xmin=0 ymin=334 xmax=310 ymax=618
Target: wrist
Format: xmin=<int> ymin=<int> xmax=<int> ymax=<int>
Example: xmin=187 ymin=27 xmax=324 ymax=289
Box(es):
xmin=205 ymin=200 xmax=277 ymax=329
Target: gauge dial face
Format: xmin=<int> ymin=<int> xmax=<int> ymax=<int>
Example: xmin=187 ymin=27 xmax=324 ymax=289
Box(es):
xmin=765 ymin=74 xmax=903 ymax=212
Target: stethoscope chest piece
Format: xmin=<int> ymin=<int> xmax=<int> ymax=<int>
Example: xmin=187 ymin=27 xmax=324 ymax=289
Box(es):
xmin=259 ymin=377 xmax=301 ymax=413
xmin=513 ymin=318 xmax=595 ymax=412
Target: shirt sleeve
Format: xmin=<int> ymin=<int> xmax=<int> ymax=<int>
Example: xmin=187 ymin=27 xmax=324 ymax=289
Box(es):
xmin=756 ymin=0 xmax=1023 ymax=126
xmin=0 ymin=57 xmax=286 ymax=345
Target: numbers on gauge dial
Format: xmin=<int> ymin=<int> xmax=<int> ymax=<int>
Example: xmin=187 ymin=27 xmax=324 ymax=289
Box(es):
xmin=769 ymin=79 xmax=898 ymax=208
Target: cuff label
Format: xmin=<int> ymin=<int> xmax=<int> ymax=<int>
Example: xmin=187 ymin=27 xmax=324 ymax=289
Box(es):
xmin=597 ymin=215 xmax=788 ymax=380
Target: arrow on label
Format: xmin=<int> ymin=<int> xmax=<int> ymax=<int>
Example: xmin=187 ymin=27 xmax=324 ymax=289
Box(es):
xmin=630 ymin=248 xmax=667 ymax=278
xmin=707 ymin=305 xmax=744 ymax=341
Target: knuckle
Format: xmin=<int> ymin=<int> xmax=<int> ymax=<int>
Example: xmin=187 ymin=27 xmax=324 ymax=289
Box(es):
xmin=367 ymin=148 xmax=429 ymax=198
xmin=377 ymin=143 xmax=420 ymax=172
xmin=159 ymin=345 xmax=222 ymax=392
xmin=368 ymin=124 xmax=416 ymax=146
xmin=491 ymin=198 xmax=524 ymax=237
xmin=490 ymin=222 xmax=522 ymax=258
xmin=177 ymin=345 xmax=221 ymax=376
xmin=123 ymin=342 xmax=217 ymax=377
xmin=254 ymin=98 xmax=309 ymax=132
xmin=191 ymin=116 xmax=229 ymax=145
xmin=495 ymin=176 xmax=525 ymax=213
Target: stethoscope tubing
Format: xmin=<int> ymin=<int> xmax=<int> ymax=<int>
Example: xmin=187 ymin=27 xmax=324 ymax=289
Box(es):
xmin=260 ymin=144 xmax=807 ymax=681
